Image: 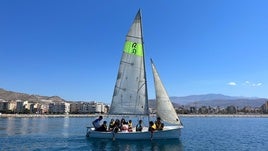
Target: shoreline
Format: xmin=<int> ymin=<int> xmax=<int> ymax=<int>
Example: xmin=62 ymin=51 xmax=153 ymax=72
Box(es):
xmin=1 ymin=113 xmax=268 ymax=118
xmin=0 ymin=114 xmax=98 ymax=118
xmin=179 ymin=114 xmax=268 ymax=118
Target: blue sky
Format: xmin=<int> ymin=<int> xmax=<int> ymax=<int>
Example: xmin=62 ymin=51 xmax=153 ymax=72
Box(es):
xmin=1 ymin=0 xmax=268 ymax=103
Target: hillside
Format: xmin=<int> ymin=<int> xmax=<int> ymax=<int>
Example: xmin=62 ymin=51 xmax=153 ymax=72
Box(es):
xmin=1 ymin=88 xmax=267 ymax=108
xmin=170 ymin=94 xmax=267 ymax=108
xmin=184 ymin=98 xmax=267 ymax=108
xmin=0 ymin=88 xmax=65 ymax=104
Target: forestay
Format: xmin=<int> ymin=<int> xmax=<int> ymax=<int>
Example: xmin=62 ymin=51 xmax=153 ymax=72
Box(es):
xmin=109 ymin=10 xmax=149 ymax=115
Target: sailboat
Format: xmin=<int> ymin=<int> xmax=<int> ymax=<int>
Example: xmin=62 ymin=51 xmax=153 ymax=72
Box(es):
xmin=86 ymin=10 xmax=183 ymax=140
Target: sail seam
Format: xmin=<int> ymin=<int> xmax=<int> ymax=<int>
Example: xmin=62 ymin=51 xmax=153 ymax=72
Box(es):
xmin=127 ymin=35 xmax=142 ymax=39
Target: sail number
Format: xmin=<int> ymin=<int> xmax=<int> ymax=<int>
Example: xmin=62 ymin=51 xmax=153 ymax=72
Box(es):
xmin=132 ymin=43 xmax=137 ymax=54
xmin=124 ymin=41 xmax=143 ymax=56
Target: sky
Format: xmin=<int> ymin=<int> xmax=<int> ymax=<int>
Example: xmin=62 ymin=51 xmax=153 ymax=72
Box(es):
xmin=1 ymin=0 xmax=268 ymax=103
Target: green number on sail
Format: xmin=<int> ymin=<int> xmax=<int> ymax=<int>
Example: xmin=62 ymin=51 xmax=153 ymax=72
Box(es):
xmin=124 ymin=41 xmax=143 ymax=56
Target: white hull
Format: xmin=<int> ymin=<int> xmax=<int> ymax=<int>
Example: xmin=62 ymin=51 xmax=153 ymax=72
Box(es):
xmin=86 ymin=125 xmax=183 ymax=140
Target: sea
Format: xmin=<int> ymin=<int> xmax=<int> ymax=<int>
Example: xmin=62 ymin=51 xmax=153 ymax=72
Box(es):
xmin=0 ymin=116 xmax=267 ymax=151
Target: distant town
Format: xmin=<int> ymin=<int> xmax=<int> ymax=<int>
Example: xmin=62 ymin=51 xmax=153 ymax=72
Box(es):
xmin=176 ymin=102 xmax=268 ymax=114
xmin=0 ymin=88 xmax=268 ymax=115
xmin=0 ymin=99 xmax=108 ymax=114
xmin=0 ymin=99 xmax=268 ymax=115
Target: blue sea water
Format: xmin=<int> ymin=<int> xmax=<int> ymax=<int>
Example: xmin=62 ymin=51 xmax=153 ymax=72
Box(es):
xmin=0 ymin=116 xmax=267 ymax=151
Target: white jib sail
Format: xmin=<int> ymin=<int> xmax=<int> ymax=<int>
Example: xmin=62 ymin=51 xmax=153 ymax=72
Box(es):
xmin=109 ymin=10 xmax=149 ymax=115
xmin=151 ymin=59 xmax=182 ymax=125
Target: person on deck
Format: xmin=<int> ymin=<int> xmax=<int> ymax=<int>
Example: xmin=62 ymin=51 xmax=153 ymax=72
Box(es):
xmin=92 ymin=116 xmax=103 ymax=130
xmin=155 ymin=117 xmax=164 ymax=130
xmin=97 ymin=121 xmax=108 ymax=132
xmin=108 ymin=119 xmax=115 ymax=131
xmin=128 ymin=120 xmax=133 ymax=132
xmin=113 ymin=119 xmax=120 ymax=133
xmin=120 ymin=118 xmax=127 ymax=126
xmin=148 ymin=121 xmax=156 ymax=132
xmin=135 ymin=120 xmax=143 ymax=132
xmin=120 ymin=118 xmax=128 ymax=132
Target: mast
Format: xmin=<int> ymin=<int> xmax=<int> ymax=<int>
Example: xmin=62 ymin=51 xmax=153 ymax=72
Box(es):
xmin=139 ymin=9 xmax=150 ymax=116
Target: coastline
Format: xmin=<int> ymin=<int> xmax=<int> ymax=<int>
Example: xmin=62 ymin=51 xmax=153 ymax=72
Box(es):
xmin=179 ymin=114 xmax=268 ymax=118
xmin=1 ymin=113 xmax=268 ymax=118
xmin=0 ymin=114 xmax=98 ymax=118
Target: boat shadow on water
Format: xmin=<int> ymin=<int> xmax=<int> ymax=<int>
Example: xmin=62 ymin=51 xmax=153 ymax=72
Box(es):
xmin=86 ymin=138 xmax=184 ymax=151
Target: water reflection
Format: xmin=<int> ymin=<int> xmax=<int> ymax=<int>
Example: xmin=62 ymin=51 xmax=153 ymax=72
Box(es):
xmin=5 ymin=117 xmax=15 ymax=136
xmin=62 ymin=117 xmax=70 ymax=137
xmin=0 ymin=117 xmax=70 ymax=137
xmin=87 ymin=138 xmax=184 ymax=151
xmin=6 ymin=117 xmax=30 ymax=135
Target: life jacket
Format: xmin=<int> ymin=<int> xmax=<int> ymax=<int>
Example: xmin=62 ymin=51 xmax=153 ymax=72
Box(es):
xmin=109 ymin=121 xmax=115 ymax=129
xmin=152 ymin=123 xmax=156 ymax=130
xmin=128 ymin=122 xmax=132 ymax=128
xmin=155 ymin=121 xmax=162 ymax=129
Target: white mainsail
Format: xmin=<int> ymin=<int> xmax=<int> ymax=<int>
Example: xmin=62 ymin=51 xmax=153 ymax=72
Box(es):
xmin=109 ymin=10 xmax=149 ymax=115
xmin=151 ymin=59 xmax=182 ymax=125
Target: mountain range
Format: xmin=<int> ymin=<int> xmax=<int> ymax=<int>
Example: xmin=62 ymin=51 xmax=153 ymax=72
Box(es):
xmin=169 ymin=94 xmax=267 ymax=108
xmin=1 ymin=88 xmax=267 ymax=108
xmin=0 ymin=88 xmax=65 ymax=104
